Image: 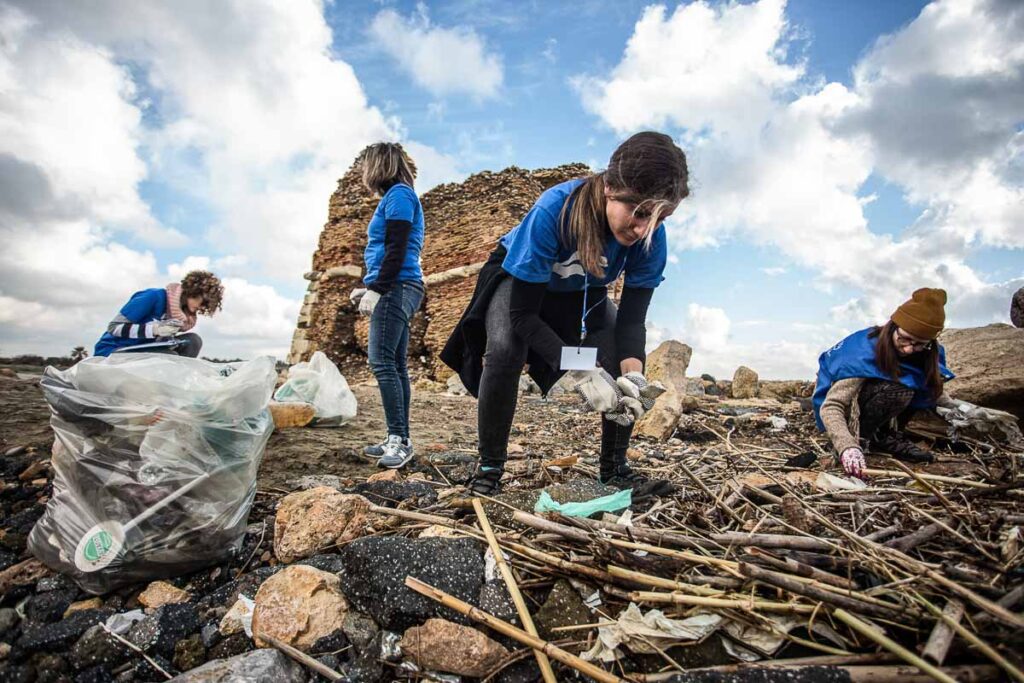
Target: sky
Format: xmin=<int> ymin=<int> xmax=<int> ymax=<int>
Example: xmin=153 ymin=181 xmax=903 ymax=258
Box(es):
xmin=0 ymin=0 xmax=1021 ymax=379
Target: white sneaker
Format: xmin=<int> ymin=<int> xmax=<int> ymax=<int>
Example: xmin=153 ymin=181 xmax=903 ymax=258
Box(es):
xmin=378 ymin=435 xmax=414 ymax=469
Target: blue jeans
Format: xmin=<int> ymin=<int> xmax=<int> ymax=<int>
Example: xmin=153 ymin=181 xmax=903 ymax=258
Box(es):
xmin=368 ymin=281 xmax=424 ymax=439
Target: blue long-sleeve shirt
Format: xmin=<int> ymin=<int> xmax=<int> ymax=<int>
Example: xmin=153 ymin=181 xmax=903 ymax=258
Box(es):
xmin=94 ymin=288 xmax=169 ymax=357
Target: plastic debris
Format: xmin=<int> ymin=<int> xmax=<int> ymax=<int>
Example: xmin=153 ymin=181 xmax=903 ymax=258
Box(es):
xmin=582 ymin=603 xmax=722 ymax=662
xmin=273 ymin=351 xmax=357 ymax=426
xmin=534 ymin=489 xmax=631 ymax=517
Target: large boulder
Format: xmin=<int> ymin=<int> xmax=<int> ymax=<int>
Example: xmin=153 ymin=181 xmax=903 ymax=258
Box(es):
xmin=338 ymin=537 xmax=484 ymax=631
xmin=731 ymin=366 xmax=759 ymax=399
xmin=635 ymin=340 xmax=692 ymax=441
xmin=940 ymin=324 xmax=1024 ymax=420
xmin=274 ymin=487 xmax=374 ymax=563
xmin=400 ymin=618 xmax=508 ymax=677
xmin=1012 ymin=287 xmax=1024 ymax=328
xmin=251 ymin=565 xmax=349 ymax=652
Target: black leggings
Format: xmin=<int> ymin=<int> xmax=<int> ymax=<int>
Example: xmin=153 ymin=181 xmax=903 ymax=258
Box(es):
xmin=858 ymin=379 xmax=913 ymax=442
xmin=477 ymin=279 xmax=633 ymax=475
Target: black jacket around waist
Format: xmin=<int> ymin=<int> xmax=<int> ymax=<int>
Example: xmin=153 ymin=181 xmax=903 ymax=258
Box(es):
xmin=440 ymin=245 xmax=616 ymax=397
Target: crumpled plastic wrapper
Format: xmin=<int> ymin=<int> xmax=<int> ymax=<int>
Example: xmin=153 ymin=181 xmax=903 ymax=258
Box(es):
xmin=938 ymin=400 xmax=1023 ymax=448
xmin=581 ymin=603 xmax=722 ymax=662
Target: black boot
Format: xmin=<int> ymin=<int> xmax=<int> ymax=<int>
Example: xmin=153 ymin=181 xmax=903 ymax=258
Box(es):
xmin=467 ymin=465 xmax=503 ymax=496
xmin=870 ymin=431 xmax=934 ymax=463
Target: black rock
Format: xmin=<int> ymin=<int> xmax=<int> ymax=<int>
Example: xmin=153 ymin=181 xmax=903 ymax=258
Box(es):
xmin=494 ymin=658 xmax=541 ymax=683
xmin=660 ymin=666 xmax=850 ymax=683
xmin=705 ymin=384 xmax=722 ymax=396
xmin=206 ymin=633 xmax=251 ymax=661
xmin=340 ymin=612 xmax=378 ymax=651
xmin=69 ymin=625 xmax=131 ymax=672
xmin=0 ymin=549 xmax=18 ymax=572
xmin=5 ymin=507 xmax=43 ymax=535
xmin=127 ymin=604 xmax=200 ymax=658
xmin=17 ymin=609 xmax=111 ymax=653
xmin=199 ymin=566 xmax=280 ymax=611
xmin=1 ymin=584 xmax=32 ymax=609
xmin=338 ymin=536 xmax=484 ymax=631
xmin=344 ymin=632 xmax=386 ymax=683
xmin=297 ymin=554 xmax=346 ymax=574
xmin=479 ymin=580 xmax=517 ymax=622
xmin=29 ymin=652 xmax=70 ymax=683
xmin=35 ymin=575 xmax=78 ymax=593
xmin=309 ymin=628 xmax=348 ymax=657
xmin=24 ymin=588 xmax=78 ymax=624
xmin=122 ymin=653 xmax=176 ymax=681
xmin=351 ymin=480 xmax=438 ymax=508
xmin=0 ymin=663 xmax=35 ymax=683
xmin=74 ymin=665 xmax=115 ymax=683
xmin=0 ymin=531 xmax=27 ymax=554
xmin=700 ymin=373 xmax=717 ymax=383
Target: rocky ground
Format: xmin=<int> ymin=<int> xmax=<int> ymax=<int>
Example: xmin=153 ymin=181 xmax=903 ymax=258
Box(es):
xmin=1 ymin=363 xmax=1022 ymax=682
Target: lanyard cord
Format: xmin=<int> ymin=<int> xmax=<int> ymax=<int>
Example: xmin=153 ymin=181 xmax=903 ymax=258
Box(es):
xmin=579 ymin=275 xmax=607 ymax=343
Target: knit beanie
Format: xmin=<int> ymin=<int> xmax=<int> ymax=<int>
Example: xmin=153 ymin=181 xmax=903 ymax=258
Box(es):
xmin=890 ymin=288 xmax=946 ymax=340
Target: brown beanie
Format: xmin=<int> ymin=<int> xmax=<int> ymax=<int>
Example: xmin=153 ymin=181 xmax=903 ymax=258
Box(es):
xmin=890 ymin=288 xmax=947 ymax=340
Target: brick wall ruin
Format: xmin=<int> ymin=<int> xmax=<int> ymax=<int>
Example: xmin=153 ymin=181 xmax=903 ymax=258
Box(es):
xmin=288 ymin=158 xmax=591 ymax=382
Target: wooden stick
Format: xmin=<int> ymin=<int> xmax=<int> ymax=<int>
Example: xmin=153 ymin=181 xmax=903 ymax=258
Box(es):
xmin=740 ymin=563 xmax=911 ymax=622
xmin=605 ymin=565 xmax=723 ymax=597
xmin=608 ymin=586 xmax=815 ymax=614
xmin=922 ymin=566 xmax=1024 ymax=629
xmin=884 ymin=522 xmax=943 ymax=553
xmin=915 ymin=593 xmax=1024 ymax=683
xmin=472 ymin=499 xmax=557 ymax=683
xmin=887 ymin=459 xmax=959 ymax=517
xmin=405 ymin=576 xmax=623 ymax=683
xmin=679 ymin=461 xmax=743 ymax=525
xmin=744 ymin=547 xmax=858 ymax=590
xmin=861 ymin=468 xmax=991 ymax=488
xmin=832 ymin=609 xmax=958 ymax=683
xmin=557 ymin=514 xmax=715 ymax=550
xmin=262 ymin=634 xmax=343 ymax=682
xmin=921 ymin=599 xmax=963 ymax=666
xmin=712 ymin=531 xmax=835 ymax=552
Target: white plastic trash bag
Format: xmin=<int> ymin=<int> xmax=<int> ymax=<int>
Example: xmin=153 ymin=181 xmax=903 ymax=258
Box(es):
xmin=29 ymin=354 xmax=277 ymax=594
xmin=273 ymin=351 xmax=357 ymax=426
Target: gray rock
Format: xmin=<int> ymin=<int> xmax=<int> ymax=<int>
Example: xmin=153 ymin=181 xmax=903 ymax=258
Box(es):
xmin=173 ymin=633 xmax=206 ymax=672
xmin=338 ymin=537 xmax=484 ymax=631
xmin=166 ymin=648 xmax=306 ymax=682
xmin=207 ymin=633 xmax=251 ymax=661
xmin=31 ymin=653 xmax=70 ymax=683
xmin=289 ymin=475 xmax=345 ymax=491
xmin=128 ymin=604 xmax=201 ymax=658
xmin=533 ymin=580 xmax=591 ymax=640
xmin=341 ymin=611 xmax=378 ymax=651
xmin=200 ymin=622 xmax=221 ymax=649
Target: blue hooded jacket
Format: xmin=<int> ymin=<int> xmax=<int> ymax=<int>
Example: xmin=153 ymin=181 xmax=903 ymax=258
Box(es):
xmin=812 ymin=327 xmax=954 ymax=431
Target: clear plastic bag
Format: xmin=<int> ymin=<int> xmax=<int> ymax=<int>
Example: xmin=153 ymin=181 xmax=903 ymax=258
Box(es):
xmin=273 ymin=351 xmax=357 ymax=426
xmin=28 ymin=353 xmax=277 ymax=594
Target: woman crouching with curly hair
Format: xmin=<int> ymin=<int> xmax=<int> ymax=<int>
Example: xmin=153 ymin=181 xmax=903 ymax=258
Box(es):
xmin=93 ymin=270 xmax=224 ymax=358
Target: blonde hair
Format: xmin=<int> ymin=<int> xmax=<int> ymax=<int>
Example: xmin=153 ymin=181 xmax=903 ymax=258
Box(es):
xmin=560 ymin=132 xmax=689 ymax=278
xmin=361 ymin=142 xmax=417 ymax=196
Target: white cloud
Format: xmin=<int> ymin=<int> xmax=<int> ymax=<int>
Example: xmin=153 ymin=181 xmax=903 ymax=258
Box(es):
xmin=576 ymin=0 xmax=1023 ymax=337
xmin=368 ymin=5 xmax=503 ymax=100
xmin=761 ymin=266 xmax=787 ymax=276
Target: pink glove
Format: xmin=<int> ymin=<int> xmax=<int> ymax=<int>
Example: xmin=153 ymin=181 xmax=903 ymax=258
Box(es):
xmin=840 ymin=447 xmax=866 ymax=478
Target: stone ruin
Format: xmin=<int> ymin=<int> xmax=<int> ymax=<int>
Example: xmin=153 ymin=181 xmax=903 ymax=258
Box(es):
xmin=288 ymin=157 xmax=591 ymax=382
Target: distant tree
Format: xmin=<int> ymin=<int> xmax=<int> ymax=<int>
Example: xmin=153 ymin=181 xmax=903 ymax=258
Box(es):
xmin=70 ymin=346 xmax=89 ymax=363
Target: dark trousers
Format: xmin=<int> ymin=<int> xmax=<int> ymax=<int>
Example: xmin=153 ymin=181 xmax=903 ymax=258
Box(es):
xmin=367 ymin=281 xmax=425 ymax=439
xmin=858 ymin=379 xmax=914 ymax=442
xmin=478 ymin=278 xmax=633 ymax=474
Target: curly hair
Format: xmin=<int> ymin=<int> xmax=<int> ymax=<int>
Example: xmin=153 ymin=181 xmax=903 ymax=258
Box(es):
xmin=180 ymin=270 xmax=224 ymax=315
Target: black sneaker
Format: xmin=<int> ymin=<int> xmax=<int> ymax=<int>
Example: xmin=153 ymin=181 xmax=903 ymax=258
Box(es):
xmin=870 ymin=432 xmax=934 ymax=463
xmin=601 ymin=467 xmax=675 ymax=498
xmin=467 ymin=467 xmax=503 ymax=496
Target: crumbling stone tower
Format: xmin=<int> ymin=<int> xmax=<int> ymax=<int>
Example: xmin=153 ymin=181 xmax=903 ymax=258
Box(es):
xmin=289 ymin=157 xmax=590 ymax=381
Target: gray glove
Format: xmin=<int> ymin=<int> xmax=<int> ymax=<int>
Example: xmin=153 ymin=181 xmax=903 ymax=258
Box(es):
xmin=358 ymin=290 xmax=381 ymax=317
xmin=569 ymin=369 xmax=622 ymax=414
xmin=349 ymin=287 xmax=367 ymax=306
xmin=613 ymin=372 xmax=666 ymax=422
xmin=149 ymin=318 xmax=183 ymax=338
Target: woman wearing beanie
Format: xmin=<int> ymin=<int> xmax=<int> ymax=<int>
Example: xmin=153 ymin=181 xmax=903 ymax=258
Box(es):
xmin=812 ymin=288 xmax=957 ymax=478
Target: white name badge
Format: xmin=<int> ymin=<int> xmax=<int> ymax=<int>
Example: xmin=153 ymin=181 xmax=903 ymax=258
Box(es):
xmin=560 ymin=346 xmax=597 ymax=370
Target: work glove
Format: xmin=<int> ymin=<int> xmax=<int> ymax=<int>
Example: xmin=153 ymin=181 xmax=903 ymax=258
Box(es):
xmin=840 ymin=446 xmax=866 ymax=478
xmin=569 ymin=368 xmax=622 ymax=414
xmin=148 ymin=318 xmax=182 ymax=338
xmin=613 ymin=372 xmax=666 ymax=422
xmin=349 ymin=287 xmax=367 ymax=306
xmin=358 ymin=290 xmax=381 ymax=317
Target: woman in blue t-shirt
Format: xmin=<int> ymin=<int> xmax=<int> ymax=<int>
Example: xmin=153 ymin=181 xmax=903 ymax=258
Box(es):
xmin=441 ymin=132 xmax=690 ymax=496
xmin=351 ymin=143 xmax=426 ymax=469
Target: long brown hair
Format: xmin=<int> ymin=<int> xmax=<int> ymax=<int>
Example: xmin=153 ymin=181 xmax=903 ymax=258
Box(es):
xmin=361 ymin=142 xmax=417 ymax=196
xmin=559 ymin=131 xmax=689 ymax=278
xmin=868 ymin=321 xmax=943 ymax=399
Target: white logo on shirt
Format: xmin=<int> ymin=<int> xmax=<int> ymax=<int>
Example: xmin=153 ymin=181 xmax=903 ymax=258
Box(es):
xmin=551 ymin=251 xmax=607 ymax=280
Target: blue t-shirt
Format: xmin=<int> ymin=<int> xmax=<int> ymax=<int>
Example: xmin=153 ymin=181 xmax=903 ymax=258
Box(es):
xmin=363 ymin=183 xmax=425 ymax=286
xmin=499 ymin=179 xmax=667 ymax=292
